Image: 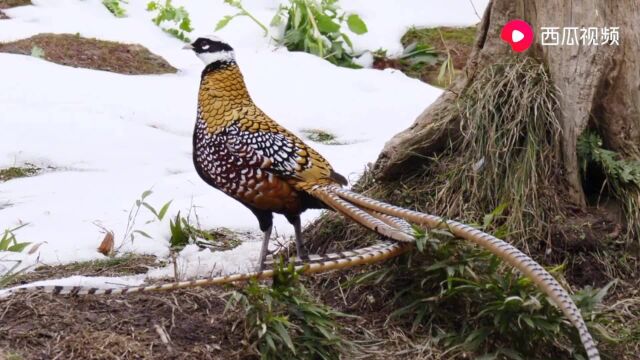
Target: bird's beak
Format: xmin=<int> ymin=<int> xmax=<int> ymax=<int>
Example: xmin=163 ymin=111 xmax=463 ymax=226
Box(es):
xmin=182 ymin=43 xmax=194 ymax=50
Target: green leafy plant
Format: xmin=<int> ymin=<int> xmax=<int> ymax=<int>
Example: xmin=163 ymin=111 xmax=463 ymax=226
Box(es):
xmin=168 ymin=211 xmax=241 ymax=251
xmin=373 ymin=42 xmax=438 ymax=67
xmin=271 ymin=0 xmax=368 ymax=68
xmin=0 ymin=224 xmax=31 ymax=253
xmin=146 ymin=0 xmax=193 ymax=42
xmin=169 ymin=211 xmax=189 ymax=249
xmin=102 ymin=0 xmax=127 ymax=18
xmin=0 ymin=224 xmax=32 ymax=288
xmin=349 ymin=224 xmax=611 ymax=359
xmin=578 ymin=131 xmax=640 ymax=187
xmin=578 ymin=130 xmax=640 ymax=239
xmin=216 ymin=0 xmax=368 ymax=68
xmin=121 ymin=190 xmax=172 ymax=246
xmin=225 ymin=260 xmax=352 ymax=359
xmin=434 ymin=29 xmax=457 ymax=87
xmin=215 ymin=0 xmax=268 ymax=35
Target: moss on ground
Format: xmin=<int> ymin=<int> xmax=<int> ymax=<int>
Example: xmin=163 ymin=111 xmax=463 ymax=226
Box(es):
xmin=0 ymin=33 xmax=177 ymax=75
xmin=374 ymin=26 xmax=477 ymax=87
xmin=0 ymin=164 xmax=39 ymax=181
xmin=301 ymin=128 xmax=345 ymax=145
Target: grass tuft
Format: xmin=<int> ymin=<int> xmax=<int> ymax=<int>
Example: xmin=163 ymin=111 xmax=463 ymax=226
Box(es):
xmin=439 ymin=58 xmax=563 ymax=250
xmin=225 ymin=260 xmax=354 ymax=359
xmin=0 ymin=164 xmax=40 ymax=182
xmin=346 ymin=227 xmax=615 ymax=359
xmin=301 ymin=129 xmax=345 ymax=145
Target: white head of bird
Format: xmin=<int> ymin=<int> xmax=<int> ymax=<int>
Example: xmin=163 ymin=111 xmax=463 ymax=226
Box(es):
xmin=183 ymin=35 xmax=235 ymax=65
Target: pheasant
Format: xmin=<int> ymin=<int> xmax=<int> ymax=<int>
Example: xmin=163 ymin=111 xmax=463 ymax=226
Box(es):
xmin=0 ymin=36 xmax=598 ymax=360
xmin=184 ymin=35 xmax=366 ymax=270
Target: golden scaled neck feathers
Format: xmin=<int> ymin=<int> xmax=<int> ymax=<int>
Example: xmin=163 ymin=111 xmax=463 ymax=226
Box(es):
xmin=197 ymin=62 xmax=252 ymax=134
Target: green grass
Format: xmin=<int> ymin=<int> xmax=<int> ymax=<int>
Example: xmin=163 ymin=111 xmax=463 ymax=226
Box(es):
xmin=0 ymin=164 xmax=39 ymax=181
xmin=301 ymin=129 xmax=344 ymax=145
xmin=225 ymin=261 xmax=354 ymax=359
xmin=373 ymin=26 xmax=477 ymax=87
xmin=401 ymin=26 xmax=477 ymax=49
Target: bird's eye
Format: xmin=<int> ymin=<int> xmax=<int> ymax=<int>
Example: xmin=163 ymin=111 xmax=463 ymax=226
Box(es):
xmin=202 ymin=44 xmax=210 ymax=50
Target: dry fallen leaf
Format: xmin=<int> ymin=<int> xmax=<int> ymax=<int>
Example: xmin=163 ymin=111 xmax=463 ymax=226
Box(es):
xmin=97 ymin=231 xmax=114 ymax=256
xmin=27 ymin=242 xmax=43 ymax=255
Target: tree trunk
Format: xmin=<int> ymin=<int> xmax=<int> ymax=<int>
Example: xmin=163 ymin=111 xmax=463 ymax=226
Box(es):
xmin=374 ymin=0 xmax=640 ymax=212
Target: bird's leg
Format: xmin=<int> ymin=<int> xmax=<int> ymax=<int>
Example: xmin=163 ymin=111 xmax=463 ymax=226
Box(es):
xmin=258 ymin=226 xmax=273 ymax=271
xmin=292 ymin=216 xmax=307 ymax=259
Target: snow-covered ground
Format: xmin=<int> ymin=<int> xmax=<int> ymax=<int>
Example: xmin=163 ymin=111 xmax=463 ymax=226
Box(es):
xmin=0 ymin=0 xmax=487 ymax=282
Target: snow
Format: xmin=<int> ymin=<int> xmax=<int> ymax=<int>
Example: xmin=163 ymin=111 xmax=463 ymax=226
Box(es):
xmin=0 ymin=0 xmax=488 ymax=282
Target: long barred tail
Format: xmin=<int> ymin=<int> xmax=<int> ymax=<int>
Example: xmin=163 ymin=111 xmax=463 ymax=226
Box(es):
xmin=310 ymin=185 xmax=600 ymax=360
xmin=1 ymin=241 xmax=411 ymax=297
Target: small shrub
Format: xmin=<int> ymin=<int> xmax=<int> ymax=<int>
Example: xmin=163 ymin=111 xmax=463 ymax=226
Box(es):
xmin=578 ymin=130 xmax=640 ymax=240
xmin=102 ymin=0 xmax=126 ymax=18
xmin=349 ymin=223 xmax=612 ymax=359
xmin=169 ymin=212 xmax=241 ymax=251
xmin=216 ymin=0 xmax=368 ymax=68
xmin=272 ymin=0 xmax=368 ymax=68
xmin=225 ymin=260 xmax=352 ymax=359
xmin=146 ymin=0 xmax=193 ymax=42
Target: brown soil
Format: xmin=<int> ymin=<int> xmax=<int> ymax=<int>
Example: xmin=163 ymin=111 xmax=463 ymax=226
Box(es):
xmin=0 ymin=255 xmax=247 ymax=359
xmin=0 ymin=0 xmax=30 ymax=9
xmin=0 ymin=255 xmax=443 ymax=360
xmin=7 ymin=255 xmax=159 ymax=287
xmin=0 ymin=33 xmax=177 ymax=75
xmin=0 ymin=10 xmax=8 ymax=19
xmin=0 ymin=288 xmax=246 ymax=360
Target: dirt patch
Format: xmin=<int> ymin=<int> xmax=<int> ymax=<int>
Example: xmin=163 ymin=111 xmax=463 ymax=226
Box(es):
xmin=0 ymin=0 xmax=30 ymax=9
xmin=0 ymin=10 xmax=8 ymax=19
xmin=0 ymin=33 xmax=177 ymax=75
xmin=0 ymin=288 xmax=245 ymax=359
xmin=8 ymin=255 xmax=159 ymax=287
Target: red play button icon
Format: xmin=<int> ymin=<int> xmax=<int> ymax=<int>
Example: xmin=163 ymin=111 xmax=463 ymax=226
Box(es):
xmin=501 ymin=20 xmax=534 ymax=52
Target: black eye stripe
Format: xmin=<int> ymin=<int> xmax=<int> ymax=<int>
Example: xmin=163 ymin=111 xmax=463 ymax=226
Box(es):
xmin=193 ymin=38 xmax=233 ymax=53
